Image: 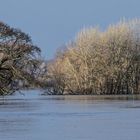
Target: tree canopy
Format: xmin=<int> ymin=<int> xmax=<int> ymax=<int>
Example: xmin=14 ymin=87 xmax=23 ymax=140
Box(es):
xmin=0 ymin=21 xmax=41 ymax=95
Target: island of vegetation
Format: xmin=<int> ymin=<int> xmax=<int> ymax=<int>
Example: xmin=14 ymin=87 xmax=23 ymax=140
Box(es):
xmin=0 ymin=19 xmax=140 ymax=96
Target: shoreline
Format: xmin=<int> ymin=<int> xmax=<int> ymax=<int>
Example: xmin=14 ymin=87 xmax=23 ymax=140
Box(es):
xmin=43 ymin=94 xmax=140 ymax=100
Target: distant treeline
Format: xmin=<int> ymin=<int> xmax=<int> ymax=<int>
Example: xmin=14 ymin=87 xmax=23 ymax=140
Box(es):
xmin=46 ymin=19 xmax=140 ymax=95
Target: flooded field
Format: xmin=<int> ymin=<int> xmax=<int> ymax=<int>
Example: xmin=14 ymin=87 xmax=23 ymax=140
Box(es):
xmin=0 ymin=90 xmax=140 ymax=140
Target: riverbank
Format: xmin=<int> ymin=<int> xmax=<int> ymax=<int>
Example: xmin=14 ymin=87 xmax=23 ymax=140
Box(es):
xmin=1 ymin=89 xmax=140 ymax=101
xmin=43 ymin=94 xmax=140 ymax=100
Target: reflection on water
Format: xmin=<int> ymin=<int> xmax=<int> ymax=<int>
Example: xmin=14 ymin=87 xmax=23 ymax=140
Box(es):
xmin=0 ymin=90 xmax=140 ymax=140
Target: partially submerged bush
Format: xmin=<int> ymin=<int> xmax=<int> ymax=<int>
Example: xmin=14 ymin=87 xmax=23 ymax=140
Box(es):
xmin=47 ymin=19 xmax=140 ymax=95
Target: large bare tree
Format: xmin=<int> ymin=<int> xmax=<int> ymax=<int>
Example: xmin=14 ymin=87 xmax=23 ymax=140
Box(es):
xmin=0 ymin=21 xmax=41 ymax=95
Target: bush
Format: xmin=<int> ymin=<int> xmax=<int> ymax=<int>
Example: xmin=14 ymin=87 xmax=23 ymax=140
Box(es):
xmin=47 ymin=19 xmax=140 ymax=95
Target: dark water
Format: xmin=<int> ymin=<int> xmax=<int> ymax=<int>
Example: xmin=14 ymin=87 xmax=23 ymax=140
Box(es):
xmin=0 ymin=90 xmax=140 ymax=140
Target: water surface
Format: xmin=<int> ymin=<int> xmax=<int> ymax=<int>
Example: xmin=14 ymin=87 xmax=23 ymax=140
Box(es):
xmin=0 ymin=90 xmax=140 ymax=140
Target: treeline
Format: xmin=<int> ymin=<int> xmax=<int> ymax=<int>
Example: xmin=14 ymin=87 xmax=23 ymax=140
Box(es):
xmin=0 ymin=22 xmax=43 ymax=95
xmin=0 ymin=19 xmax=140 ymax=96
xmin=47 ymin=19 xmax=140 ymax=95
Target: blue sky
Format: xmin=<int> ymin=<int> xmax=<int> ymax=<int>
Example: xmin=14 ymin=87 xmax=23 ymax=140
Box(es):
xmin=0 ymin=0 xmax=140 ymax=59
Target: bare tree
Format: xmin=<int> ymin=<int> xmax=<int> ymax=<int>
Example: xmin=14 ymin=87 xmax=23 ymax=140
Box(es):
xmin=47 ymin=19 xmax=140 ymax=95
xmin=0 ymin=21 xmax=41 ymax=95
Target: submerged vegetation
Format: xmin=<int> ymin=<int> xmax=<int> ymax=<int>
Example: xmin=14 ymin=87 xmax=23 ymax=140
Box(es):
xmin=46 ymin=19 xmax=140 ymax=95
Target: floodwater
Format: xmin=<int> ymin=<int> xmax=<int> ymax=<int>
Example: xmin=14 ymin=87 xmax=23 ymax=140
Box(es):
xmin=0 ymin=90 xmax=140 ymax=140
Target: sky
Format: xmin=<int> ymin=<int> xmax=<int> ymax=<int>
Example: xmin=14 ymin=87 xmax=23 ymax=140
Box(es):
xmin=0 ymin=0 xmax=140 ymax=59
